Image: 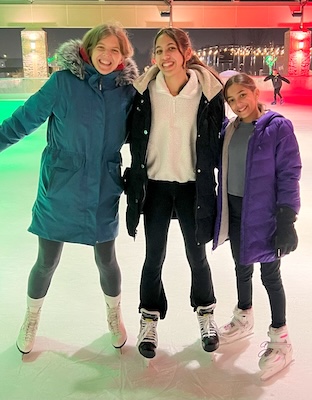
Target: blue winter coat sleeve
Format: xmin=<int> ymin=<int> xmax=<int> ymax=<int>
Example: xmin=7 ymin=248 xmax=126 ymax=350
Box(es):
xmin=0 ymin=74 xmax=59 ymax=152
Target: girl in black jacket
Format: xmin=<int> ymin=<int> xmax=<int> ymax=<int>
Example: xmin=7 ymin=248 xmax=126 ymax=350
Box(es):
xmin=264 ymin=69 xmax=290 ymax=105
xmin=124 ymin=27 xmax=225 ymax=359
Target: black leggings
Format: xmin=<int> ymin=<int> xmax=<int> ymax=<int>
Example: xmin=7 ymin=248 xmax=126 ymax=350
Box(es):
xmin=28 ymin=237 xmax=121 ymax=299
xmin=140 ymin=180 xmax=216 ymax=320
xmin=274 ymin=87 xmax=282 ymax=100
xmin=228 ymin=194 xmax=286 ymax=328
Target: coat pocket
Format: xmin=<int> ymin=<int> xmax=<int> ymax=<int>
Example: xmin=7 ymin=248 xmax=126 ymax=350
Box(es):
xmin=41 ymin=147 xmax=85 ymax=196
xmin=107 ymin=161 xmax=123 ymax=196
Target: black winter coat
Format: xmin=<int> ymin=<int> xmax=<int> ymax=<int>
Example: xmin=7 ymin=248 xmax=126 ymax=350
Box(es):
xmin=124 ymin=86 xmax=224 ymax=244
xmin=264 ymin=73 xmax=290 ymax=89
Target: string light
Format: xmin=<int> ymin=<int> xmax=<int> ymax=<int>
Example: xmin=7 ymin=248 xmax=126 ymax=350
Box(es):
xmin=196 ymin=43 xmax=311 ymax=73
xmin=197 ymin=44 xmax=288 ymax=58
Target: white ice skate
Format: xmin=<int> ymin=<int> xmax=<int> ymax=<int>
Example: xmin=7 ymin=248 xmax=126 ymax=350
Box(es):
xmin=137 ymin=308 xmax=159 ymax=359
xmin=16 ymin=306 xmax=41 ymax=354
xmin=106 ymin=302 xmax=127 ymax=349
xmin=258 ymin=325 xmax=293 ymax=381
xmin=219 ymin=305 xmax=254 ymax=345
xmin=196 ymin=305 xmax=219 ymax=352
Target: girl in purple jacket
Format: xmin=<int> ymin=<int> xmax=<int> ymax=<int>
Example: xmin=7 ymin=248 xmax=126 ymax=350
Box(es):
xmin=213 ymin=73 xmax=301 ymax=380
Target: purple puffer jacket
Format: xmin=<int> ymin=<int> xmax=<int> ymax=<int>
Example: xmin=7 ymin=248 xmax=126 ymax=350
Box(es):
xmin=213 ymin=110 xmax=301 ymax=265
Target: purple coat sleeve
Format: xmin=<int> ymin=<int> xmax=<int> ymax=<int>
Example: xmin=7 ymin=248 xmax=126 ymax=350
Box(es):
xmin=240 ymin=114 xmax=301 ymax=264
xmin=274 ymin=117 xmax=301 ymax=213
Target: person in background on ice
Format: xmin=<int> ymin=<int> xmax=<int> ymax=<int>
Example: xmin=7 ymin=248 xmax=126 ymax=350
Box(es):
xmin=264 ymin=68 xmax=290 ymax=105
xmin=213 ymin=73 xmax=301 ymax=380
xmin=124 ymin=27 xmax=225 ymax=359
xmin=0 ymin=23 xmax=138 ymax=355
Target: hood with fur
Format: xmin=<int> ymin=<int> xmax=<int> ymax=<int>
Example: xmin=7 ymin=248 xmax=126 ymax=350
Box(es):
xmin=56 ymin=39 xmax=139 ymax=85
xmin=134 ymin=64 xmax=223 ymax=101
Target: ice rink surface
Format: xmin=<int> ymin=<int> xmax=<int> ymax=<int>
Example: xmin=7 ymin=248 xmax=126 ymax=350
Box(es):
xmin=0 ymin=88 xmax=311 ymax=400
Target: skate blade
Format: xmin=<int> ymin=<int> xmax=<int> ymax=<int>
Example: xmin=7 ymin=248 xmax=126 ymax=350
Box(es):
xmin=260 ymin=359 xmax=294 ymax=381
xmin=143 ymin=357 xmax=151 ymax=367
xmin=16 ymin=343 xmax=31 ymax=356
xmin=112 ymin=337 xmax=127 ymax=354
xmin=116 ymin=347 xmax=123 ymax=355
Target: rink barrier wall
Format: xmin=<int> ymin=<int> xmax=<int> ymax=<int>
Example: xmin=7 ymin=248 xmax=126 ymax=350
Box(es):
xmin=0 ymin=76 xmax=311 ymax=103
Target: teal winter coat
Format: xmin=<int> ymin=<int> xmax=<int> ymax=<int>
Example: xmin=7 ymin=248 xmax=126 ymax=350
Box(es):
xmin=0 ymin=40 xmax=138 ymax=245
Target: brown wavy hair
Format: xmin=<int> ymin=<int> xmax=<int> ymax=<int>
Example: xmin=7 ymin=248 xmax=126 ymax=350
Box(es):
xmin=82 ymin=23 xmax=134 ymax=59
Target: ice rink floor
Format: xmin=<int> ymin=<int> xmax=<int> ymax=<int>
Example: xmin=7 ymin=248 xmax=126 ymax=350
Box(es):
xmin=0 ymin=90 xmax=311 ymax=399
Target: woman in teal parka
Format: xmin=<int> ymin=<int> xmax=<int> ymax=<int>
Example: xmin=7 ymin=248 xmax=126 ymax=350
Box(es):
xmin=0 ymin=23 xmax=138 ymax=354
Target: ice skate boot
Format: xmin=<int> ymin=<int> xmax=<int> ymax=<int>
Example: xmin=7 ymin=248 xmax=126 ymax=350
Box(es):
xmin=197 ymin=304 xmax=219 ymax=352
xmin=16 ymin=306 xmax=42 ymax=354
xmin=137 ymin=309 xmax=159 ymax=359
xmin=219 ymin=305 xmax=254 ymax=344
xmin=271 ymin=101 xmax=276 ymax=105
xmin=259 ymin=325 xmax=293 ymax=381
xmin=280 ymin=98 xmax=284 ymax=104
xmin=105 ymin=295 xmax=127 ymax=349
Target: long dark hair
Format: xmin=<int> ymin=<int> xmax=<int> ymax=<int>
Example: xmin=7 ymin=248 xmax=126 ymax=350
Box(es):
xmin=223 ymin=73 xmax=265 ymax=110
xmin=153 ymin=27 xmax=220 ymax=80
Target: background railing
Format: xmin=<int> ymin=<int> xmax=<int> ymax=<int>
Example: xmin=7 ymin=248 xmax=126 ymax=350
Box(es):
xmin=0 ymin=77 xmax=48 ymax=99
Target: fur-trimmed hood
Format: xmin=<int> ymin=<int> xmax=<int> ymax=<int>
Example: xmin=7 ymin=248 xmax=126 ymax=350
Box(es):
xmin=56 ymin=39 xmax=139 ymax=85
xmin=134 ymin=64 xmax=223 ymax=101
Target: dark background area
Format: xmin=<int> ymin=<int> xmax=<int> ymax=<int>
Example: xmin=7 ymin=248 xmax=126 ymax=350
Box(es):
xmin=0 ymin=27 xmax=289 ymax=72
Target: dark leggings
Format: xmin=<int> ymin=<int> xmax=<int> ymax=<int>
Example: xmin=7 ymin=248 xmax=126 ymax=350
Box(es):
xmin=140 ymin=180 xmax=216 ymax=320
xmin=274 ymin=87 xmax=282 ymax=101
xmin=228 ymin=194 xmax=286 ymax=328
xmin=28 ymin=237 xmax=121 ymax=299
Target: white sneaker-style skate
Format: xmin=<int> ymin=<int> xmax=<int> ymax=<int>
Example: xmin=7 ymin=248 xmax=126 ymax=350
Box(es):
xmin=219 ymin=305 xmax=254 ymax=344
xmin=106 ymin=303 xmax=127 ymax=348
xmin=137 ymin=309 xmax=160 ymax=359
xmin=197 ymin=304 xmax=219 ymax=352
xmin=258 ymin=325 xmax=293 ymax=381
xmin=16 ymin=307 xmax=41 ymax=354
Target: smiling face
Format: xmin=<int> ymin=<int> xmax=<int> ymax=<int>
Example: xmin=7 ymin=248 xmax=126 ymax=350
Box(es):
xmin=226 ymin=83 xmax=260 ymax=123
xmin=91 ymin=34 xmax=123 ymax=75
xmin=153 ymin=33 xmax=191 ymax=80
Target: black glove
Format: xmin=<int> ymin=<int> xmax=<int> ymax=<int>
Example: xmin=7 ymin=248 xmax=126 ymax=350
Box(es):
xmin=275 ymin=206 xmax=298 ymax=258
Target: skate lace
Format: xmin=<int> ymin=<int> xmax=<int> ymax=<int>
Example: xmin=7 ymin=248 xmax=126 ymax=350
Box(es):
xmin=24 ymin=309 xmax=40 ymax=341
xmin=107 ymin=305 xmax=121 ymax=335
xmin=138 ymin=317 xmax=158 ymax=346
xmin=198 ymin=313 xmax=218 ymax=338
xmin=233 ymin=315 xmax=246 ymax=327
xmin=223 ymin=320 xmax=236 ymax=331
xmin=258 ymin=340 xmax=292 ymax=358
